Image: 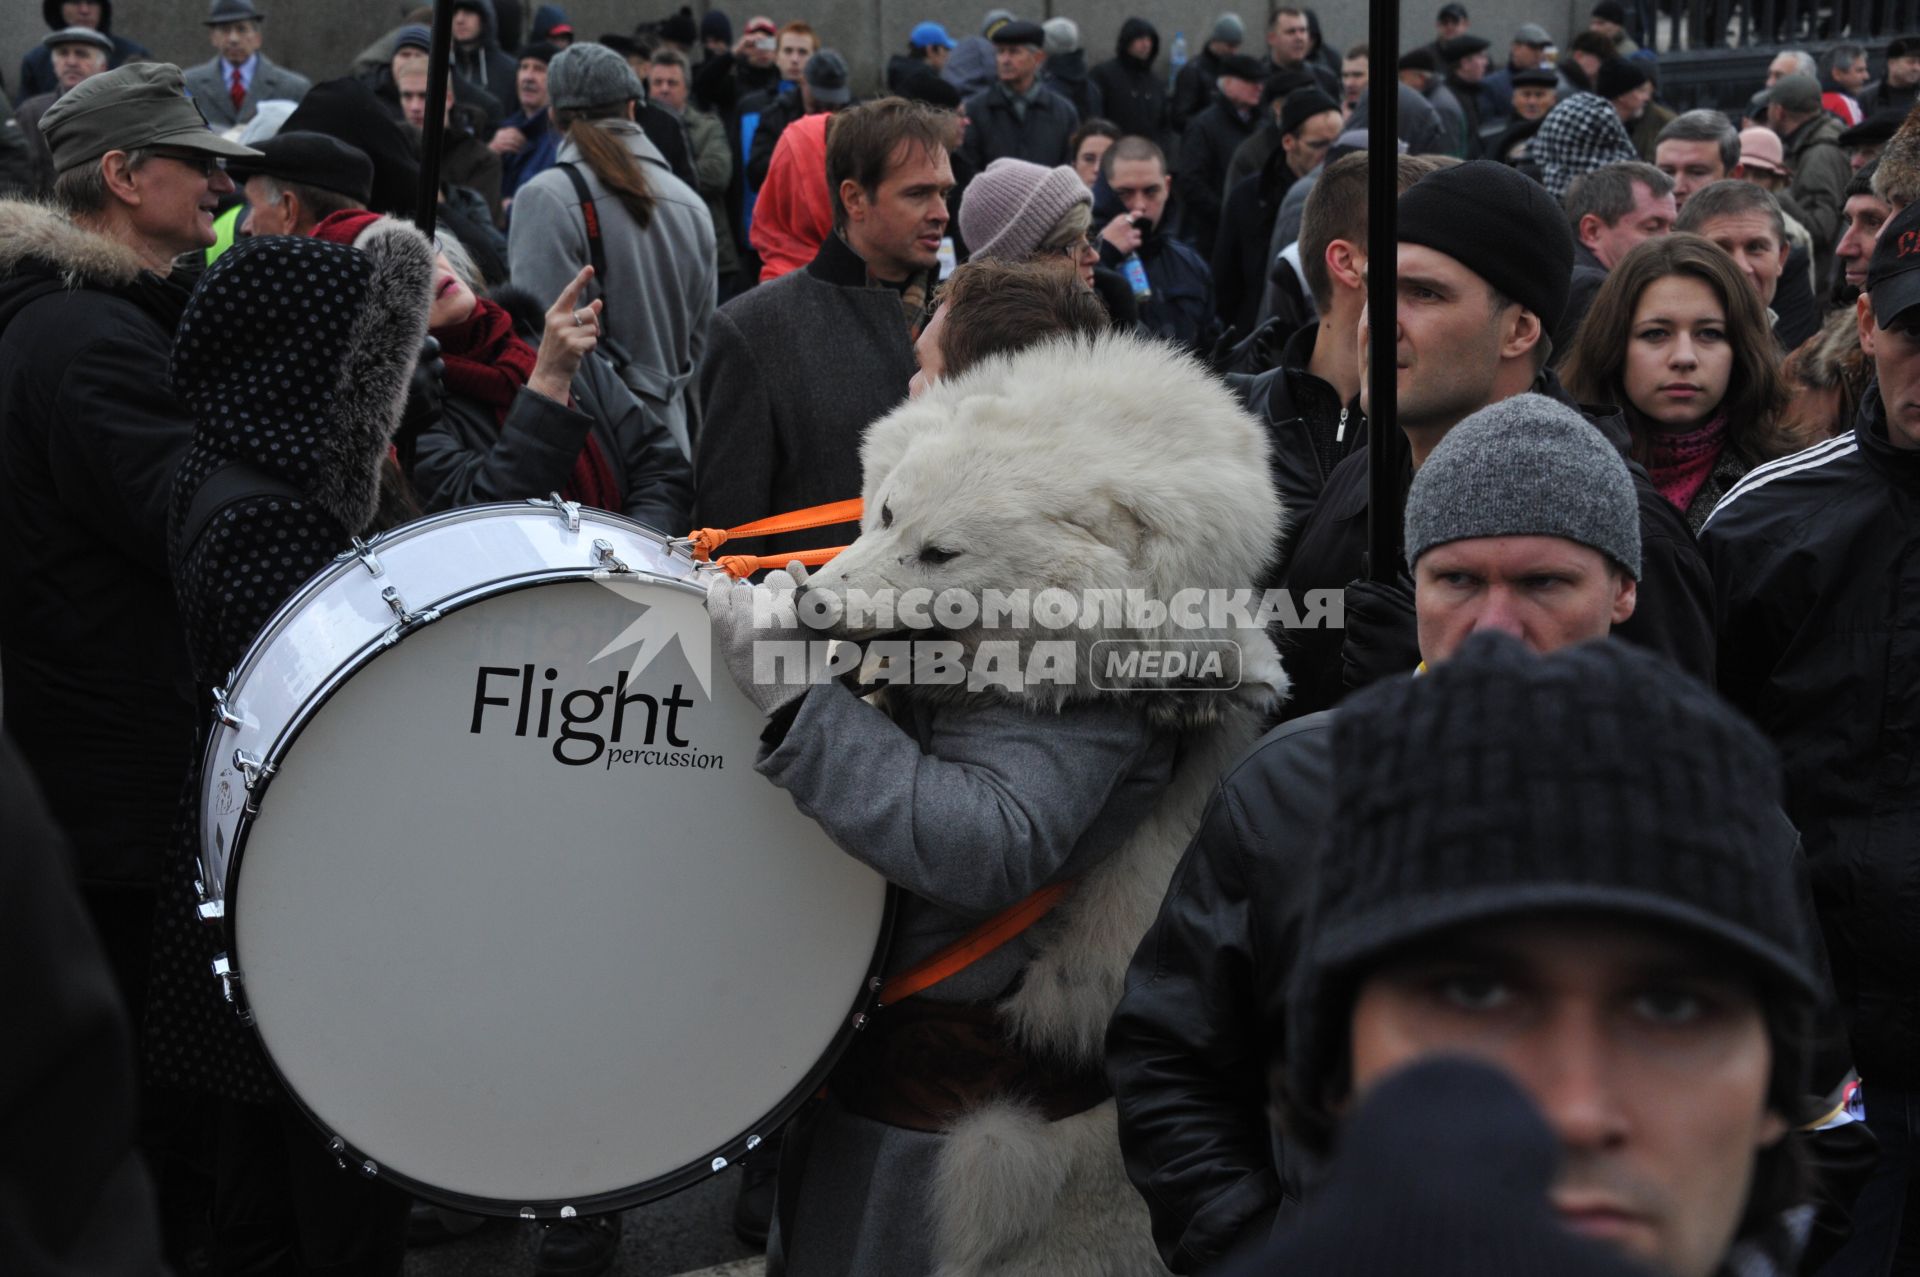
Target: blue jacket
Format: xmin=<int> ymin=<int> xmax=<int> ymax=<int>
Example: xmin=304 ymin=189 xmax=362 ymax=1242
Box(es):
xmin=499 ymin=107 xmax=560 ymax=201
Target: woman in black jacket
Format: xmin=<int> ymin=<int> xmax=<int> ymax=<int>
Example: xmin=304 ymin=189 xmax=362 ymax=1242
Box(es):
xmin=392 ymin=223 xmax=693 ymax=536
xmin=156 ymin=223 xmax=436 ymax=1274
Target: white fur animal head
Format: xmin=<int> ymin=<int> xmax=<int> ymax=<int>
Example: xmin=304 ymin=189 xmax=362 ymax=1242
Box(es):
xmin=803 ymin=330 xmax=1288 ymax=716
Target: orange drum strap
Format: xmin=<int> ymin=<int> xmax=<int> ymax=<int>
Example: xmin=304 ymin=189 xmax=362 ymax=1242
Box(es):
xmin=687 ymin=498 xmax=865 ymax=563
xmin=877 ymin=881 xmax=1075 ymax=1007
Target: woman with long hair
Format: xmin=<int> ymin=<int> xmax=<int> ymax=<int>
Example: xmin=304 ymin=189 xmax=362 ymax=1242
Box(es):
xmin=1562 ymin=233 xmax=1795 ymax=531
xmin=508 ymin=42 xmax=716 ymax=459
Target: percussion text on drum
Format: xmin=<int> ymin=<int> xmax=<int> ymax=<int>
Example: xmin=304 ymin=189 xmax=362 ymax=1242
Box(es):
xmin=470 ymin=664 xmax=697 ymax=767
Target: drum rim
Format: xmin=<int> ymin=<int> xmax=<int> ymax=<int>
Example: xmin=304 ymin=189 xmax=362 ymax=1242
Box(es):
xmin=199 ymin=507 xmax=897 ymax=1217
xmin=214 ymin=500 xmax=677 ymax=697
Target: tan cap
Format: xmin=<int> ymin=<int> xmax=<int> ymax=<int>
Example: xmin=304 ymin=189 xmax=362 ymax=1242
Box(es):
xmin=41 ymin=62 xmax=263 ymax=175
xmin=1737 ymin=126 xmax=1790 ymax=177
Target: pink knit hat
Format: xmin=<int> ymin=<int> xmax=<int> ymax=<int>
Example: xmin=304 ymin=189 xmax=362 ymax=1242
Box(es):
xmin=958 ymin=158 xmax=1092 ymax=263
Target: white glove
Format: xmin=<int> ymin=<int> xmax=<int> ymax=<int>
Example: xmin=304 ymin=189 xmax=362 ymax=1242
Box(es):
xmin=705 ymin=561 xmax=810 ymax=716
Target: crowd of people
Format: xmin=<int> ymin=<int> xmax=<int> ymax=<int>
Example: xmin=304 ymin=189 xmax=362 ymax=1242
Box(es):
xmin=5 ymin=2 xmax=1920 ymax=1277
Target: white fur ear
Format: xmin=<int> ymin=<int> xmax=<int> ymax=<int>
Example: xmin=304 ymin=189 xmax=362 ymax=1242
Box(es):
xmin=1055 ymin=494 xmax=1147 ymax=566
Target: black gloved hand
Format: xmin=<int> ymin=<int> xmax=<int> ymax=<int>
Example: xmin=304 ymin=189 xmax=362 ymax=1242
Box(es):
xmin=394 ymin=336 xmax=444 ymax=468
xmin=1204 ymin=323 xmax=1242 ymax=375
xmin=1339 ymin=573 xmax=1421 ymax=694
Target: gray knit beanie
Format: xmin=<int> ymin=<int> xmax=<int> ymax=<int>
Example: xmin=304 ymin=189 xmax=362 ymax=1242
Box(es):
xmin=1211 ymin=12 xmax=1246 ymax=44
xmin=958 ymin=158 xmax=1093 ymax=262
xmin=1403 ymin=393 xmax=1643 ymax=579
xmin=1043 ymin=17 xmax=1080 ymax=56
xmin=548 ymin=42 xmax=643 ymax=110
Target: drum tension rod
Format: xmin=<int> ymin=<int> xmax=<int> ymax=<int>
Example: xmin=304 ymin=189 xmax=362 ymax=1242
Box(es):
xmin=192 ymin=853 xmax=224 ymax=922
xmin=211 ymin=685 xmax=241 ymax=730
xmin=527 ymin=492 xmax=582 ymax=532
xmin=379 ymin=586 xmax=444 ymax=645
xmin=591 ymin=539 xmax=630 ymax=574
xmin=335 ymin=536 xmax=385 ymax=578
xmin=210 ymin=953 xmax=253 ymax=1024
xmin=232 ymin=748 xmax=273 ymax=793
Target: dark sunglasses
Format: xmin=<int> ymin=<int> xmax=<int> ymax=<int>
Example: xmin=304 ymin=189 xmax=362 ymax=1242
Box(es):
xmin=150 ymin=149 xmax=228 ymax=178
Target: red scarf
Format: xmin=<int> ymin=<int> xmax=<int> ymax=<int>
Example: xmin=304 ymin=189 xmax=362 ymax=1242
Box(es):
xmin=1644 ymin=414 xmax=1728 ymax=516
xmin=432 ymin=297 xmax=621 ymax=511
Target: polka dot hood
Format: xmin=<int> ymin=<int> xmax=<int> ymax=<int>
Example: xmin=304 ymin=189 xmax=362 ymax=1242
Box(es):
xmin=169 ymin=222 xmax=434 ymax=541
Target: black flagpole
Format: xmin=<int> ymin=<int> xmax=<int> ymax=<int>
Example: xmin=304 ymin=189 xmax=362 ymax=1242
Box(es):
xmin=416 ymin=0 xmax=456 ymax=236
xmin=1365 ymin=0 xmax=1401 ymax=583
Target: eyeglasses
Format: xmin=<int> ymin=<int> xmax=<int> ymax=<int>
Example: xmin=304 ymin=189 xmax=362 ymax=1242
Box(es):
xmin=150 ymin=149 xmax=228 ymax=178
xmin=1058 ymin=235 xmax=1096 ymax=260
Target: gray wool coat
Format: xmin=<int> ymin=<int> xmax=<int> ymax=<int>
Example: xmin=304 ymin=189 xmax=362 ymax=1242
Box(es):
xmin=756 ymin=681 xmax=1177 ymax=1276
xmin=693 ymin=234 xmax=918 ymax=550
xmin=182 ymin=54 xmax=312 ymax=128
xmin=508 ymin=120 xmax=716 ymax=459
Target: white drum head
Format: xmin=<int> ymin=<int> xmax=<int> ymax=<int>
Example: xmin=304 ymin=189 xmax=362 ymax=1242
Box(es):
xmin=229 ymin=575 xmax=887 ymax=1212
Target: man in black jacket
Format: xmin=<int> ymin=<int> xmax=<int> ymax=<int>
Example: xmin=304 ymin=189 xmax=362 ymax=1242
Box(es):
xmin=1227 ymin=152 xmax=1449 ymax=570
xmin=1170 ymin=13 xmax=1242 ymax=135
xmin=1090 ymin=17 xmax=1170 ymax=151
xmin=0 ymin=62 xmax=259 ymax=1027
xmin=1701 ymin=198 xmax=1920 ymax=1273
xmin=1096 ymin=136 xmax=1214 ymax=349
xmin=959 ymin=20 xmax=1080 ymax=171
xmin=1178 ymin=52 xmax=1264 ymax=260
xmin=1105 ymin=392 xmax=1663 ymax=1274
xmin=1271 ymin=160 xmax=1713 ymax=724
xmin=1213 ymin=88 xmax=1341 ymax=337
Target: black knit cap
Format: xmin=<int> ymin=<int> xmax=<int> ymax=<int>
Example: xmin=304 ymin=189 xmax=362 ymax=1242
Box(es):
xmin=1398 ymin=159 xmax=1575 ymax=331
xmin=1597 ymin=57 xmax=1650 ymax=99
xmin=1285 ymin=634 xmax=1822 ymax=1146
xmin=1219 ymin=1058 xmax=1658 ymax=1277
xmin=1398 ymin=46 xmax=1439 ymax=73
xmin=1280 ymin=88 xmax=1340 ymax=136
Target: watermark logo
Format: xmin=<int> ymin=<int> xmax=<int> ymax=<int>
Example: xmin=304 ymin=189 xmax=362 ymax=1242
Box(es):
xmin=1090 ymin=639 xmax=1242 ymax=691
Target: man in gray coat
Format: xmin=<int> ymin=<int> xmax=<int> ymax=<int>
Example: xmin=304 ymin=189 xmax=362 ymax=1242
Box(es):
xmin=695 ymin=98 xmax=954 ymax=553
xmin=181 ymin=0 xmax=311 ymax=129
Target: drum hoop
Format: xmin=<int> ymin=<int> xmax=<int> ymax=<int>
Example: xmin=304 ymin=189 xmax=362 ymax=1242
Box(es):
xmin=200 ymin=507 xmax=898 ymax=1217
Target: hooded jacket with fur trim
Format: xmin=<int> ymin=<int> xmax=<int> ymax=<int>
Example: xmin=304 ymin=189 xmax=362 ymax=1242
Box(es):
xmin=146 ymin=224 xmax=434 ymax=1104
xmin=752 ymin=331 xmax=1286 ymax=1276
xmin=0 ymin=199 xmax=198 ymax=887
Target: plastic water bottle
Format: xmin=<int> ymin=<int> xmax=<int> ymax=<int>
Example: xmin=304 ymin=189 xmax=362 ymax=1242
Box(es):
xmin=1169 ymin=32 xmax=1187 ymax=91
xmin=1122 ymin=253 xmax=1152 ymax=300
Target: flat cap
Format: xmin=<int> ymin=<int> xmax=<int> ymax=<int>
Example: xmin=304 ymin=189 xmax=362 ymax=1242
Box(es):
xmin=989 ymin=20 xmax=1046 ymax=48
xmin=41 ymin=62 xmax=262 ymax=175
xmin=42 ymin=25 xmax=113 ymax=54
xmin=1765 ymin=71 xmax=1823 ymax=114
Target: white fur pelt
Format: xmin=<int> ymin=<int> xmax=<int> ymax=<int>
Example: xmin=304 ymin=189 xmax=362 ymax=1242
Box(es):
xmin=810 ymin=332 xmax=1288 ymax=1275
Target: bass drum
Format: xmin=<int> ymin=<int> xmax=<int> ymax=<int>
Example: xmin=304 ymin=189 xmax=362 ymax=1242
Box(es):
xmin=194 ymin=499 xmax=890 ymax=1219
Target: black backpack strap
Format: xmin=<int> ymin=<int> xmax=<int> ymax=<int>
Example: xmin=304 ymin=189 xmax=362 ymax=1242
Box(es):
xmin=179 ymin=462 xmax=305 ymax=560
xmin=557 ymin=161 xmax=609 ymax=319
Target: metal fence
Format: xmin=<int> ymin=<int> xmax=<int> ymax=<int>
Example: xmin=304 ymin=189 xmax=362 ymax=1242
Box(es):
xmin=1651 ymin=0 xmax=1918 ymax=48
